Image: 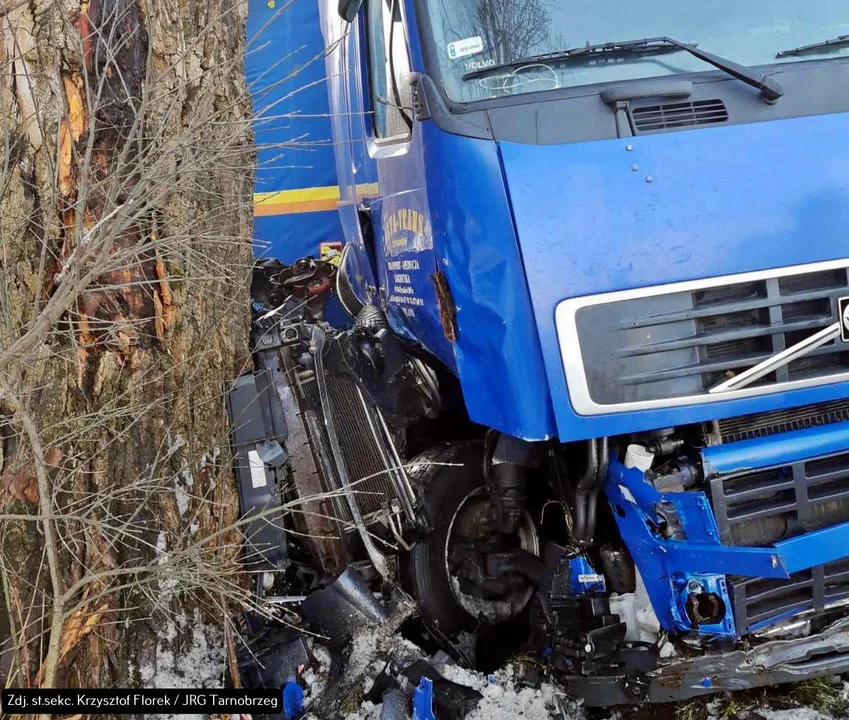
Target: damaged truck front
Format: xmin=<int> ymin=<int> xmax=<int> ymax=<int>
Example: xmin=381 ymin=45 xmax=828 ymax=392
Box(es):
xmin=232 ymin=0 xmax=849 ymax=707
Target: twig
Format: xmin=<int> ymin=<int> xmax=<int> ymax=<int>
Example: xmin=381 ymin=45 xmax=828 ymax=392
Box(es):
xmin=0 ymin=0 xmax=28 ymax=20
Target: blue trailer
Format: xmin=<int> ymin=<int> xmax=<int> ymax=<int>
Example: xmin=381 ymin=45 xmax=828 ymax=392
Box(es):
xmin=247 ymin=0 xmax=346 ymax=263
xmin=237 ymin=0 xmax=849 ymax=705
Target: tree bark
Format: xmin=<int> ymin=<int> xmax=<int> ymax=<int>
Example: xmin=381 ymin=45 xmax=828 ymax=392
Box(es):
xmin=0 ymin=0 xmax=253 ymax=696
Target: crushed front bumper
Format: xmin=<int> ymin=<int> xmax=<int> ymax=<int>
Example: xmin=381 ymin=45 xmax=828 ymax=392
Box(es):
xmin=568 ymin=617 xmax=849 ymax=706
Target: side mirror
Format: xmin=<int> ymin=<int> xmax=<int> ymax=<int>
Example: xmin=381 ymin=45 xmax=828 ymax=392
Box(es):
xmin=338 ymin=0 xmax=363 ymax=22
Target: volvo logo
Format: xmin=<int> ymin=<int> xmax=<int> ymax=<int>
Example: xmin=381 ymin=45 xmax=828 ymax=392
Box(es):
xmin=710 ymin=300 xmax=849 ymax=394
xmin=840 ymin=296 xmax=849 ymax=343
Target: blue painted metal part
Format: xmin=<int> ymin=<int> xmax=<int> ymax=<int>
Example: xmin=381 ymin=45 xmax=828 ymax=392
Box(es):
xmin=702 ymin=420 xmax=849 ymax=476
xmin=670 ymin=573 xmax=736 ymax=638
xmin=778 ymin=524 xmax=849 ymax=574
xmin=422 ymin=129 xmax=557 ymax=439
xmin=412 ymin=677 xmax=436 ymax=720
xmin=606 ymin=458 xmax=849 ymax=636
xmin=569 ymin=555 xmax=607 ymax=595
xmin=319 ymin=0 xmax=557 ymax=440
xmin=317 ymin=1 xmax=379 ymax=298
xmin=501 ymin=112 xmax=849 ymax=441
xmin=322 ymin=0 xmax=849 ymax=443
xmin=283 ymin=681 xmax=304 ymax=719
xmin=247 ymin=0 xmax=345 ymax=263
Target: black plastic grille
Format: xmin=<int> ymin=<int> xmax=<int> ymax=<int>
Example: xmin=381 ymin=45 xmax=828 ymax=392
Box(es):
xmin=631 ymin=99 xmax=728 ymax=133
xmin=574 ymin=266 xmax=849 ymax=405
xmin=730 ymin=558 xmax=849 ymax=634
xmin=717 ymin=398 xmax=849 ymax=443
xmin=709 ymin=451 xmax=849 ymax=633
xmin=709 ymin=452 xmax=849 ymax=547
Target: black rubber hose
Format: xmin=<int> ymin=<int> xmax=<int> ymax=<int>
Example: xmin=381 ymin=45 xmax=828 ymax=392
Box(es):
xmin=575 ymin=437 xmax=609 ymax=542
xmin=585 ymin=487 xmax=600 ymax=542
xmin=585 ymin=438 xmax=609 ymax=541
xmin=577 ymin=438 xmax=599 ymax=492
xmin=573 ymin=491 xmax=588 ymax=542
xmin=572 ymin=438 xmax=599 ymax=541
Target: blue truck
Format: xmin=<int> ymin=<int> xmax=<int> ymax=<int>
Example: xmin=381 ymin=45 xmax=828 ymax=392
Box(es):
xmin=234 ymin=0 xmax=849 ymax=706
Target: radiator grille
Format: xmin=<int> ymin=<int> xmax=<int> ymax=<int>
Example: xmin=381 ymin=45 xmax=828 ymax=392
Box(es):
xmin=709 ymin=451 xmax=849 ymax=633
xmin=631 ymin=98 xmax=728 ymax=132
xmin=730 ymin=558 xmax=849 ymax=634
xmin=573 ymin=266 xmax=849 ymax=406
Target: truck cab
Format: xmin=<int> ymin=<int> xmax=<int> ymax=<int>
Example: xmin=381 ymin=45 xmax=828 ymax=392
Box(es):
xmin=242 ymin=0 xmax=849 ymax=704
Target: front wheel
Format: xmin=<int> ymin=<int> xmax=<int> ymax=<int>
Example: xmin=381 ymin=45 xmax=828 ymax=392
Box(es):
xmin=405 ymin=442 xmax=539 ymax=640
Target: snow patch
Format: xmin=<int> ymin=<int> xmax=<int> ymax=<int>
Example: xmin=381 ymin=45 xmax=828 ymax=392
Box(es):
xmin=441 ymin=663 xmax=575 ymax=720
xmin=174 ymin=459 xmax=194 ymax=517
xmin=174 ymin=480 xmax=190 ymax=517
xmin=437 ymin=663 xmax=488 ymax=691
xmin=135 ymin=533 xmax=224 ymax=720
xmin=137 ymin=611 xmax=224 ymax=720
xmin=333 ymin=657 xmax=579 ymax=720
xmin=754 ymin=710 xmax=832 ymax=720
xmin=344 ymin=700 xmax=381 ymax=720
xmin=466 ymin=682 xmax=559 ymax=720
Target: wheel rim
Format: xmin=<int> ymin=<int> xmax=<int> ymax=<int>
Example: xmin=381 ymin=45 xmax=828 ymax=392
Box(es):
xmin=443 ymin=486 xmax=539 ymax=625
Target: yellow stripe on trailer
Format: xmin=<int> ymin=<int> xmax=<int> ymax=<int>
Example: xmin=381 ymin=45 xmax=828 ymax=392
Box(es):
xmin=253 ymin=183 xmax=380 ymax=216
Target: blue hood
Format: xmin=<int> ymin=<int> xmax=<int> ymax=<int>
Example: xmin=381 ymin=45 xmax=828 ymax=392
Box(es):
xmin=500 ymin=112 xmax=849 ymax=441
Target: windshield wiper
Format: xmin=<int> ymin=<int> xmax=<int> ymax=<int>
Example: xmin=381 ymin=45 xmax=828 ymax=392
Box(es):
xmin=777 ymin=34 xmax=849 ymax=58
xmin=463 ymin=36 xmax=784 ymax=103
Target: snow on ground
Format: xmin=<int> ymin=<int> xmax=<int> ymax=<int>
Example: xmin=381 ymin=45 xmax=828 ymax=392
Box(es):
xmin=339 ymin=663 xmax=577 ymax=720
xmin=301 ymin=628 xmax=848 ymax=719
xmin=135 ymin=613 xmax=224 ymax=720
xmin=754 ymin=711 xmax=832 ymax=720
xmin=309 ymin=634 xmax=584 ymax=720
xmin=132 ymin=532 xmax=226 ymax=720
xmin=439 ymin=662 xmax=576 ymax=720
xmin=322 ymin=654 xmax=845 ymax=720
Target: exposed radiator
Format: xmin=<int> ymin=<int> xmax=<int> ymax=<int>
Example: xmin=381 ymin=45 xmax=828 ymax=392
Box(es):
xmin=717 ymin=398 xmax=849 ymax=443
xmin=300 ymin=372 xmax=411 ymax=523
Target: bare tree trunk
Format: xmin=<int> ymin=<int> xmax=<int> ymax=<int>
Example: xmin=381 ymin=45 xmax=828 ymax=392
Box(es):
xmin=0 ymin=0 xmax=254 ymax=696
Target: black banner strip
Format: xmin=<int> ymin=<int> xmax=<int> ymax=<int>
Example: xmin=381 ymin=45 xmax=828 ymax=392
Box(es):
xmin=1 ymin=688 xmax=282 ymax=715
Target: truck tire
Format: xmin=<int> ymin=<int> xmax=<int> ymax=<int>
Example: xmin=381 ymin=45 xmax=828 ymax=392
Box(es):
xmin=406 ymin=442 xmax=539 ymax=645
xmin=406 ymin=441 xmax=487 ymax=638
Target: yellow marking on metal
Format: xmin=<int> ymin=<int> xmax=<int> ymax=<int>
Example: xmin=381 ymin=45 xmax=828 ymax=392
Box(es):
xmin=253 ymin=183 xmax=380 ymax=217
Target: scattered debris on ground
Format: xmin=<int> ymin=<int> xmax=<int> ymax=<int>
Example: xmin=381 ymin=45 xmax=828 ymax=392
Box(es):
xmin=240 ymin=609 xmax=849 ymax=719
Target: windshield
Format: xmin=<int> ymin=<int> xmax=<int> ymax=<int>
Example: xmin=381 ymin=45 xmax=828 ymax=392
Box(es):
xmin=420 ymin=0 xmax=849 ymax=102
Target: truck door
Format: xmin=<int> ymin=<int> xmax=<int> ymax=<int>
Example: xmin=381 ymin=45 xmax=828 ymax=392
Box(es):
xmin=357 ymin=0 xmax=456 ymax=370
xmin=320 ymin=2 xmax=377 ymax=305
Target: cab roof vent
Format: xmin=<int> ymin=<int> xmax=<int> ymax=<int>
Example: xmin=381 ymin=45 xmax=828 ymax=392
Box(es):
xmin=631 ymin=98 xmax=728 ymax=133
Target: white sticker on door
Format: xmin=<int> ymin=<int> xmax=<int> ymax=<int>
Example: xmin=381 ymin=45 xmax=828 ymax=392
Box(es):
xmin=447 ymin=36 xmax=484 ymax=60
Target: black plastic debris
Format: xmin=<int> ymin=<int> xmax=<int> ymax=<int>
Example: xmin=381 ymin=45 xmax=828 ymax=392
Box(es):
xmin=238 ymin=627 xmax=310 ymax=720
xmin=239 ymin=628 xmax=310 ymax=691
xmin=519 ymin=666 xmax=541 ymax=690
xmin=364 ymin=662 xmax=401 ymax=704
xmin=301 ymin=567 xmax=390 ymax=649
